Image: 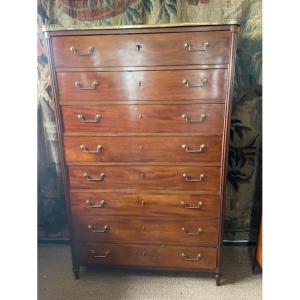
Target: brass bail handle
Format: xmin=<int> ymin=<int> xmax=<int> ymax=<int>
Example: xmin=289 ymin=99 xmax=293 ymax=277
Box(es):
xmin=182 ymin=114 xmax=208 ymax=124
xmin=75 ymin=80 xmax=99 ymax=90
xmin=86 ymin=199 xmax=105 ymax=208
xmin=181 ymin=252 xmax=202 ymax=261
xmin=181 ymin=144 xmax=206 ymax=153
xmin=184 ymin=42 xmax=209 ymax=52
xmin=181 ymin=227 xmax=203 ymax=235
xmin=182 ymin=78 xmax=208 ymax=88
xmin=90 ymin=249 xmax=110 ymax=258
xmin=83 ymin=172 xmax=105 ymax=181
xmin=87 ymin=224 xmax=108 ymax=233
xmin=77 ymin=114 xmax=101 ymax=123
xmin=180 ymin=201 xmax=203 ymax=209
xmin=70 ymin=46 xmax=95 ymax=56
xmin=80 ymin=144 xmax=103 ymax=154
xmin=182 ymin=173 xmax=205 ymax=182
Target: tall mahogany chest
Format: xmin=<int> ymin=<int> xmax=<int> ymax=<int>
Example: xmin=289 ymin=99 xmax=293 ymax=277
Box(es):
xmin=44 ymin=23 xmax=238 ymax=286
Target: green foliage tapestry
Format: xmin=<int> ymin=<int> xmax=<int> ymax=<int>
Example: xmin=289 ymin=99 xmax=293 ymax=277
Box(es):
xmin=38 ymin=0 xmax=262 ymax=241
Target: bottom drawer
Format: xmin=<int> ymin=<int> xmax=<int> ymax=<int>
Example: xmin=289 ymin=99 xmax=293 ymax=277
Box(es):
xmin=78 ymin=242 xmax=217 ymax=272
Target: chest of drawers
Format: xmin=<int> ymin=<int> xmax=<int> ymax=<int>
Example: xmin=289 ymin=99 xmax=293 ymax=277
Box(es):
xmin=44 ymin=23 xmax=238 ymax=286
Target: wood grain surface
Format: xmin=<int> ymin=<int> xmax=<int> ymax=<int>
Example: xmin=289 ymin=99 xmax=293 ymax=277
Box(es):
xmin=57 ymin=69 xmax=227 ymax=102
xmin=53 ymin=31 xmax=230 ymax=68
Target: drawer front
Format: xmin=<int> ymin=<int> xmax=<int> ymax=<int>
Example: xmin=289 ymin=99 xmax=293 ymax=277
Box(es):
xmin=57 ymin=69 xmax=227 ymax=102
xmin=52 ymin=31 xmax=230 ymax=68
xmin=62 ymin=104 xmax=225 ymax=134
xmin=74 ymin=217 xmax=218 ymax=246
xmin=64 ymin=136 xmax=222 ymax=163
xmin=79 ymin=242 xmax=217 ymax=271
xmin=70 ymin=192 xmax=220 ymax=219
xmin=68 ymin=165 xmax=220 ymax=192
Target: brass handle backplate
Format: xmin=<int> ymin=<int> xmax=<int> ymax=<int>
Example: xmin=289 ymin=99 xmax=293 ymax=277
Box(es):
xmin=182 ymin=114 xmax=208 ymax=123
xmin=70 ymin=46 xmax=95 ymax=56
xmin=80 ymin=144 xmax=103 ymax=154
xmin=181 ymin=201 xmax=203 ymax=209
xmin=182 ymin=144 xmax=206 ymax=153
xmin=90 ymin=249 xmax=110 ymax=258
xmin=181 ymin=252 xmax=202 ymax=261
xmin=84 ymin=172 xmax=105 ymax=181
xmin=182 ymin=78 xmax=208 ymax=88
xmin=88 ymin=224 xmax=108 ymax=233
xmin=86 ymin=199 xmax=105 ymax=208
xmin=75 ymin=80 xmax=99 ymax=90
xmin=182 ymin=173 xmax=205 ymax=182
xmin=77 ymin=114 xmax=101 ymax=123
xmin=181 ymin=227 xmax=203 ymax=235
xmin=184 ymin=42 xmax=209 ymax=52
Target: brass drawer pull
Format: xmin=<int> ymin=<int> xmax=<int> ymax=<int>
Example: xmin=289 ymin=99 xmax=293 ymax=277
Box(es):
xmin=182 ymin=144 xmax=206 ymax=153
xmin=181 ymin=201 xmax=203 ymax=209
xmin=182 ymin=114 xmax=208 ymax=123
xmin=70 ymin=46 xmax=95 ymax=56
xmin=86 ymin=199 xmax=105 ymax=208
xmin=88 ymin=224 xmax=108 ymax=233
xmin=181 ymin=252 xmax=202 ymax=261
xmin=80 ymin=144 xmax=103 ymax=154
xmin=184 ymin=42 xmax=209 ymax=52
xmin=182 ymin=173 xmax=205 ymax=182
xmin=182 ymin=78 xmax=208 ymax=88
xmin=83 ymin=172 xmax=105 ymax=181
xmin=90 ymin=250 xmax=110 ymax=258
xmin=75 ymin=80 xmax=99 ymax=90
xmin=77 ymin=114 xmax=101 ymax=123
xmin=181 ymin=227 xmax=203 ymax=235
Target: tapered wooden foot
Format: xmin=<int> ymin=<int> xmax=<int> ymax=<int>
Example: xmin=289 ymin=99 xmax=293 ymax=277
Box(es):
xmin=252 ymin=259 xmax=261 ymax=274
xmin=73 ymin=266 xmax=80 ymax=280
xmin=215 ymin=273 xmax=223 ymax=286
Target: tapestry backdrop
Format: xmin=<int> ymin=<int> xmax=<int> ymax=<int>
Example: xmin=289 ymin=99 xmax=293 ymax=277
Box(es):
xmin=38 ymin=0 xmax=262 ymax=241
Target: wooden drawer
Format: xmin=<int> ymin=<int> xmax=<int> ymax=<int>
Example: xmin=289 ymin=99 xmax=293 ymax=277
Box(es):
xmin=62 ymin=104 xmax=225 ymax=134
xmin=64 ymin=136 xmax=222 ymax=163
xmin=68 ymin=165 xmax=220 ymax=192
xmin=74 ymin=217 xmax=218 ymax=246
xmin=52 ymin=31 xmax=230 ymax=68
xmin=70 ymin=192 xmax=220 ymax=219
xmin=57 ymin=69 xmax=227 ymax=102
xmin=79 ymin=242 xmax=217 ymax=271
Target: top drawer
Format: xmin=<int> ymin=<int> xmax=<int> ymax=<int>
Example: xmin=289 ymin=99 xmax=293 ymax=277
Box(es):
xmin=52 ymin=31 xmax=230 ymax=68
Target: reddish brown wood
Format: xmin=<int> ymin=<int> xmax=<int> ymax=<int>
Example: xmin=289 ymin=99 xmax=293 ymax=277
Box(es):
xmin=79 ymin=242 xmax=217 ymax=271
xmin=68 ymin=165 xmax=220 ymax=191
xmin=62 ymin=104 xmax=225 ymax=134
xmin=44 ymin=33 xmax=81 ymax=279
xmin=216 ymin=28 xmax=238 ymax=282
xmin=64 ymin=136 xmax=222 ymax=163
xmin=70 ymin=192 xmax=220 ymax=219
xmin=57 ymin=69 xmax=227 ymax=102
xmin=52 ymin=31 xmax=230 ymax=68
xmin=73 ymin=216 xmax=218 ymax=246
xmin=44 ymin=24 xmax=238 ymax=283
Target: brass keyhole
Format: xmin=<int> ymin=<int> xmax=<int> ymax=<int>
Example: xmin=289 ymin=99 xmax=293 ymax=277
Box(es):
xmin=136 ymin=44 xmax=142 ymax=51
xmin=139 ymin=145 xmax=144 ymax=151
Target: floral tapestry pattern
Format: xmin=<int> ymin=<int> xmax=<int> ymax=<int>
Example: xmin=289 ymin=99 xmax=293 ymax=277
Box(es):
xmin=38 ymin=0 xmax=262 ymax=240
